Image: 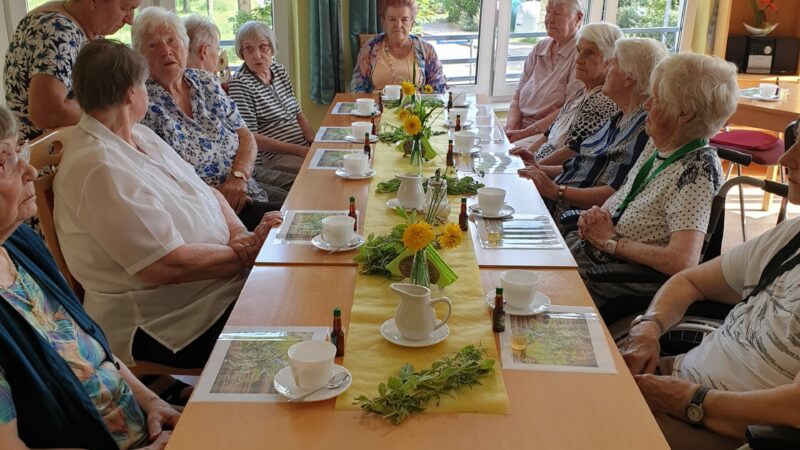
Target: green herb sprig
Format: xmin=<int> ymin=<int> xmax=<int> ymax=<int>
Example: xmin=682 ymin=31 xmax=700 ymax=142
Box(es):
xmin=353 ymin=224 xmax=406 ymax=277
xmin=354 ymin=345 xmax=495 ymax=424
xmin=376 ymin=175 xmax=485 ymax=196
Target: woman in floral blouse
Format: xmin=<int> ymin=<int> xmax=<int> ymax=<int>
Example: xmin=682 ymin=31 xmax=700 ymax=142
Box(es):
xmin=350 ymin=0 xmax=446 ymax=93
xmin=133 ymin=8 xmax=289 ymax=229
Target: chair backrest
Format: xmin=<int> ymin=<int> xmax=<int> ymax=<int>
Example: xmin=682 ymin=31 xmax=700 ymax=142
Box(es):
xmin=358 ymin=33 xmax=377 ymax=49
xmin=786 ymin=119 xmax=798 ymax=151
xmin=28 ymin=130 xmax=83 ymax=299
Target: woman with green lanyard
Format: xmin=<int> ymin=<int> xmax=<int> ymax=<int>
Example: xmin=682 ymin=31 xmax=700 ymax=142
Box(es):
xmin=567 ymin=53 xmax=738 ymax=309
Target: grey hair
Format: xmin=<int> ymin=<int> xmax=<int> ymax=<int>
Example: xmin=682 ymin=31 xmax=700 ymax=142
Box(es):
xmin=548 ymin=0 xmax=584 ymax=16
xmin=184 ymin=14 xmax=221 ymax=55
xmin=234 ymin=21 xmax=278 ymax=60
xmin=131 ymin=7 xmax=190 ymax=54
xmin=651 ymin=53 xmax=738 ymax=140
xmin=614 ymin=37 xmax=668 ymax=96
xmin=577 ymin=23 xmax=623 ymax=62
xmin=0 ymin=105 xmax=17 ymax=142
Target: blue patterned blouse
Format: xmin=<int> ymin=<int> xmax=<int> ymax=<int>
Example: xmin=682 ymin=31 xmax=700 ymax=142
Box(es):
xmin=350 ymin=34 xmax=447 ymax=94
xmin=141 ymin=68 xmax=267 ymax=202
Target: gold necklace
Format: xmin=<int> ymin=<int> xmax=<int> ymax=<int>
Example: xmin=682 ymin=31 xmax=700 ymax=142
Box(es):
xmin=0 ymin=248 xmax=58 ymax=331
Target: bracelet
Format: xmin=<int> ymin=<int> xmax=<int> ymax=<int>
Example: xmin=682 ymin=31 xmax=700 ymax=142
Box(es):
xmin=557 ymin=185 xmax=567 ymax=205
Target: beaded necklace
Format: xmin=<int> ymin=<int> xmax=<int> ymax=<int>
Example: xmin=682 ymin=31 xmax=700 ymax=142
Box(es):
xmin=383 ymin=39 xmax=415 ymax=85
xmin=0 ymin=247 xmax=58 ymax=331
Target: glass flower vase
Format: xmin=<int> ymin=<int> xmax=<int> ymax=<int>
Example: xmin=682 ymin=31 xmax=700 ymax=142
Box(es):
xmin=409 ymin=248 xmax=430 ymax=288
xmin=410 ymin=137 xmax=424 ymax=174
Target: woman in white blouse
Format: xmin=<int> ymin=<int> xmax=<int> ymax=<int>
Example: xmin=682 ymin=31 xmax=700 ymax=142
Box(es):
xmin=53 ymin=40 xmax=282 ymax=368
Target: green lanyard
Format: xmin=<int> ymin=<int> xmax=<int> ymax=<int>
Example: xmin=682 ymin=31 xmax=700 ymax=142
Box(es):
xmin=612 ymin=139 xmax=707 ymax=223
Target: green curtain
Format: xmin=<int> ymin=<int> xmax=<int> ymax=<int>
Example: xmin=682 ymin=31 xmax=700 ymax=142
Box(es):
xmin=310 ymin=0 xmax=345 ymax=104
xmin=349 ymin=0 xmax=381 ymax=65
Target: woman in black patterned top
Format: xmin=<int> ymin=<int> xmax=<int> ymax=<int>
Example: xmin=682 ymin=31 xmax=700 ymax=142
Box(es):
xmin=228 ymin=21 xmax=315 ymax=192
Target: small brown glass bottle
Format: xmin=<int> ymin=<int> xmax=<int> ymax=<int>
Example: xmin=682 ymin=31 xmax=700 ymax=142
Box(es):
xmin=348 ymin=196 xmax=358 ymax=232
xmin=447 ymin=91 xmax=453 ymax=110
xmin=331 ymin=307 xmax=345 ymax=357
xmin=370 ymin=112 xmax=377 ymax=136
xmin=492 ymin=287 xmax=505 ymax=332
xmin=363 ymin=132 xmax=371 ymax=159
xmin=446 ymin=139 xmax=454 ymax=168
xmin=458 ymin=197 xmax=468 ymax=231
xmin=377 ymin=94 xmax=384 ymax=113
xmin=454 ymin=115 xmax=462 ymax=132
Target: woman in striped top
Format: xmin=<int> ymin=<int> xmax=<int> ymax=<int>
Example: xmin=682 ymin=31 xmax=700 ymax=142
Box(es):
xmin=228 ymin=21 xmax=315 ymax=192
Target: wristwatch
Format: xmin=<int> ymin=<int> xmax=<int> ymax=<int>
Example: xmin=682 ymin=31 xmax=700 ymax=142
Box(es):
xmin=603 ymin=237 xmax=618 ymax=256
xmin=231 ymin=170 xmax=248 ymax=181
xmin=629 ymin=314 xmax=665 ymax=335
xmin=685 ymin=386 xmax=711 ymax=426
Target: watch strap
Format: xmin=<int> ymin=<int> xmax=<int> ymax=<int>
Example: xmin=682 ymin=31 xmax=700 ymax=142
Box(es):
xmin=691 ymin=385 xmax=711 ymax=405
xmin=630 ymin=314 xmax=665 ymax=335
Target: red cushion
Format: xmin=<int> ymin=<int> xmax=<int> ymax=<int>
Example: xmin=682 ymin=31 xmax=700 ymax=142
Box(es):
xmin=711 ymin=130 xmax=779 ymax=151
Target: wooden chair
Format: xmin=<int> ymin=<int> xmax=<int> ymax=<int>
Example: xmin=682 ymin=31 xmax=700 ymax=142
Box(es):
xmin=30 ymin=131 xmax=201 ymax=377
xmin=358 ymin=33 xmax=377 ymax=49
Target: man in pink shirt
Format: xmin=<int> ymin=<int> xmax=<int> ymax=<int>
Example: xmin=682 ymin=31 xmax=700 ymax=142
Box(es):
xmin=506 ymin=0 xmax=584 ymax=148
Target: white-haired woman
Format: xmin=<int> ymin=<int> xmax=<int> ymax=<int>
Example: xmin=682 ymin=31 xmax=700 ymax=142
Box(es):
xmin=228 ymin=21 xmax=315 ymax=190
xmin=520 ymin=37 xmax=667 ymax=221
xmin=184 ymin=14 xmax=222 ymax=73
xmin=132 ymin=7 xmax=291 ymax=229
xmin=569 ymin=53 xmax=736 ymax=308
xmin=511 ymin=22 xmax=622 ymax=164
xmin=505 ymin=0 xmax=585 ymax=146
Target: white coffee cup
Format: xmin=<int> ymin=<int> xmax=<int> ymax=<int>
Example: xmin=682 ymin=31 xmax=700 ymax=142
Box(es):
xmin=356 ymin=98 xmax=375 ymax=115
xmin=383 ymin=84 xmax=401 ymax=100
xmin=476 ymin=126 xmax=493 ymax=138
xmin=449 ymin=89 xmax=467 ymax=106
xmin=449 ymin=107 xmax=469 ymax=122
xmin=287 ymin=340 xmax=336 ymax=391
xmin=477 ymin=187 xmax=506 ymax=215
xmin=351 ymin=121 xmax=372 ymax=140
xmin=321 ymin=215 xmax=355 ymax=247
xmin=500 ymin=270 xmax=541 ymax=309
xmin=343 ymin=153 xmax=369 ymax=175
xmin=476 ymin=114 xmax=492 ymax=126
xmin=454 ymin=130 xmax=481 ymax=153
xmin=759 ymin=83 xmax=778 ymax=98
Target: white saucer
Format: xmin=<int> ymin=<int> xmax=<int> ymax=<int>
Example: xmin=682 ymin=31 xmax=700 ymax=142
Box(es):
xmin=453 ymin=101 xmax=472 ymax=108
xmin=311 ymin=234 xmax=365 ymax=252
xmin=345 ymin=134 xmax=379 ymax=143
xmin=351 ymin=109 xmax=381 ymax=117
xmin=748 ymin=93 xmax=780 ymax=102
xmin=454 ymin=146 xmax=481 ymax=155
xmin=485 ymin=291 xmax=551 ymax=316
xmin=335 ymin=168 xmax=376 ymax=179
xmin=379 ymin=318 xmax=450 ymax=347
xmin=273 ymin=364 xmax=352 ymax=402
xmin=386 ymin=198 xmax=417 ymax=211
xmin=443 ymin=119 xmax=474 ymax=129
xmin=469 ymin=204 xmax=515 ymax=219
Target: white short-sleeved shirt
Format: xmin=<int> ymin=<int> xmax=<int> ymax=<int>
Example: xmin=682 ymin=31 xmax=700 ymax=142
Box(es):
xmin=603 ymin=141 xmax=723 ymax=246
xmin=54 ymin=114 xmax=244 ymax=364
xmin=674 ymin=218 xmax=800 ymax=391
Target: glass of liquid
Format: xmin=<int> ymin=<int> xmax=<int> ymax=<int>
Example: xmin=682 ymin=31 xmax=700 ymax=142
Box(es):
xmin=487 ymin=224 xmax=502 ymax=246
xmin=511 ymin=332 xmax=528 ymax=360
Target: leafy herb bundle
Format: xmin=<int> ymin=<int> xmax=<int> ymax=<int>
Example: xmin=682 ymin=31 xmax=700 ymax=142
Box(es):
xmin=352 ymin=224 xmax=407 ymax=277
xmin=376 ymin=175 xmax=485 ymax=196
xmin=354 ymin=345 xmax=495 ymax=424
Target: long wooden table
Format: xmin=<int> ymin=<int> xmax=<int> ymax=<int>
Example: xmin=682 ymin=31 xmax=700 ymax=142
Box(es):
xmin=729 ymin=75 xmax=800 ymax=133
xmin=166 ymin=94 xmax=668 ymax=449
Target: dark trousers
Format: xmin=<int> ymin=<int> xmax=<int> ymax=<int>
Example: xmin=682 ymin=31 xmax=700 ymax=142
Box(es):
xmin=131 ymin=302 xmax=235 ymax=369
xmin=237 ymin=201 xmax=282 ymax=231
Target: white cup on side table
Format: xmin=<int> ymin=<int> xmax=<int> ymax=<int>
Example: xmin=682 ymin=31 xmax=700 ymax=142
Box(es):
xmin=343 ymin=153 xmax=369 ymax=175
xmin=321 ymin=215 xmax=355 ymax=247
xmin=500 ymin=270 xmax=541 ymax=309
xmin=758 ymin=82 xmax=779 ymax=98
xmin=287 ymin=340 xmax=336 ymax=390
xmin=477 ymin=187 xmax=506 ymax=215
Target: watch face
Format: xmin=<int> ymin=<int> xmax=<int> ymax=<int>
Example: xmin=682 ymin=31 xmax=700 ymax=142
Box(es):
xmin=604 ymin=240 xmax=616 ymax=254
xmin=686 ymin=404 xmax=703 ymax=423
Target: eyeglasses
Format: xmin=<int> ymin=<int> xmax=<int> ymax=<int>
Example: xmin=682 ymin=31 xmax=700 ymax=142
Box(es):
xmin=0 ymin=141 xmax=30 ymax=178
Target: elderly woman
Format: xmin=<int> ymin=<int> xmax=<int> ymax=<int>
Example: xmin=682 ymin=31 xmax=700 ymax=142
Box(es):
xmin=133 ymin=7 xmax=291 ymax=229
xmin=519 ymin=37 xmax=667 ymax=221
xmin=228 ymin=21 xmax=315 ymax=189
xmin=0 ymin=104 xmax=180 ymax=449
xmin=511 ymin=22 xmax=622 ymax=164
xmin=54 ymin=40 xmax=282 ymax=372
xmin=568 ymin=53 xmax=736 ymax=308
xmin=506 ymin=0 xmax=585 ymax=146
xmin=351 ymin=0 xmax=447 ymax=93
xmin=4 ymin=0 xmax=139 ymax=141
xmin=184 ymin=14 xmax=223 ymax=73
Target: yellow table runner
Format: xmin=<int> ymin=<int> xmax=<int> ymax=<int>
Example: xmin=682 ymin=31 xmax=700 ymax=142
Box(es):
xmin=335 ymin=104 xmax=510 ymax=414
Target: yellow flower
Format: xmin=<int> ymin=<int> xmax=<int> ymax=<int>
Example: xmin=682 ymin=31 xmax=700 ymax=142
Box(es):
xmin=403 ymin=222 xmax=435 ymax=252
xmin=403 ymin=114 xmax=422 ymax=136
xmin=401 ymin=81 xmax=416 ymax=96
xmin=423 ymin=84 xmax=433 ymax=94
xmin=397 ymin=108 xmax=410 ymax=120
xmin=437 ymin=223 xmax=463 ymax=250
